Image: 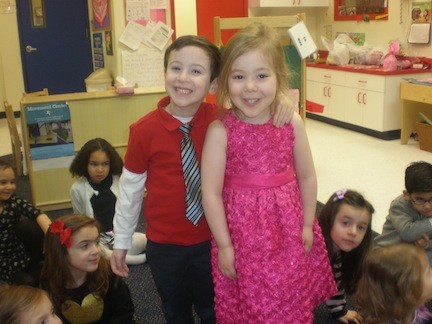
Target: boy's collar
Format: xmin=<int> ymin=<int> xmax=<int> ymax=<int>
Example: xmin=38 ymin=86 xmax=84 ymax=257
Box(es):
xmin=158 ymin=96 xmax=207 ymax=131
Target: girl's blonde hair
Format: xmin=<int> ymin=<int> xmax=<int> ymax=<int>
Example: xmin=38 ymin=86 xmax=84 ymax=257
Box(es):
xmin=355 ymin=244 xmax=428 ymax=323
xmin=217 ymin=22 xmax=290 ymax=114
xmin=0 ymin=284 xmax=50 ymax=324
xmin=41 ymin=214 xmax=110 ymax=313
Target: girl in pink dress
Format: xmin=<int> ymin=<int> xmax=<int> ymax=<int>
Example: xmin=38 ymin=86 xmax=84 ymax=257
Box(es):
xmin=201 ymin=23 xmax=336 ymax=323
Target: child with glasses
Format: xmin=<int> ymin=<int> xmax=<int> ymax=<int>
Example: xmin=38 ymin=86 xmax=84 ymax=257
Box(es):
xmin=375 ymin=161 xmax=432 ymax=265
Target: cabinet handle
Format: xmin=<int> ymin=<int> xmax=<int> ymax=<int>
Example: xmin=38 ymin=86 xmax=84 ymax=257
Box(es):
xmin=323 ymin=86 xmax=327 ymax=97
xmin=328 ymin=87 xmax=331 ymax=98
xmin=358 ymin=80 xmax=367 ymax=84
xmin=357 ymin=92 xmax=362 ymax=103
xmin=324 ymin=75 xmax=331 ymax=79
xmin=362 ymin=93 xmax=367 ymax=104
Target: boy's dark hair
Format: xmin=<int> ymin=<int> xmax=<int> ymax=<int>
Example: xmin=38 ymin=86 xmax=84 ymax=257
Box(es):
xmin=405 ymin=161 xmax=432 ymax=193
xmin=0 ymin=159 xmax=12 ymax=171
xmin=318 ymin=189 xmax=375 ymax=294
xmin=69 ymin=138 xmax=123 ymax=178
xmin=163 ymin=35 xmax=221 ymax=82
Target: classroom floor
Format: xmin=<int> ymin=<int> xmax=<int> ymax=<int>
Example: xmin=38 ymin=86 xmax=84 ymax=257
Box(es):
xmin=1 ymin=116 xmax=431 ymax=233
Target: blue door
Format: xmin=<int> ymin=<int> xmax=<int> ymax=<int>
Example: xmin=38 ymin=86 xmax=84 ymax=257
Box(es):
xmin=17 ymin=0 xmax=93 ymax=94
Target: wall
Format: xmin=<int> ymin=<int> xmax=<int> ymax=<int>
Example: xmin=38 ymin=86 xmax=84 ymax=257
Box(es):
xmin=2 ymin=1 xmax=432 ymax=114
xmin=0 ymin=0 xmax=25 ymax=112
xmin=0 ymin=0 xmax=196 ymax=114
xmin=196 ymin=0 xmax=247 ymax=42
xmin=326 ymin=1 xmax=432 ymax=58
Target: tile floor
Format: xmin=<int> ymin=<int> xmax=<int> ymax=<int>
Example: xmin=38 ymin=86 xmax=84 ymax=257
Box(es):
xmin=1 ymin=117 xmax=431 ymax=233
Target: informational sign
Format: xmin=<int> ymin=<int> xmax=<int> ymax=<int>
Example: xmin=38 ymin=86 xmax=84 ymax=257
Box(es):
xmin=25 ymin=102 xmax=74 ymax=164
xmin=93 ymin=33 xmax=105 ymax=69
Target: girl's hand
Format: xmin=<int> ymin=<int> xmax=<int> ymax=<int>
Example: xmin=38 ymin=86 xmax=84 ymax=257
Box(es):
xmin=271 ymin=91 xmax=294 ymax=127
xmin=218 ymin=245 xmax=237 ymax=280
xmin=415 ymin=234 xmax=429 ymax=249
xmin=302 ymin=225 xmax=313 ymax=253
xmin=338 ymin=310 xmax=363 ymax=324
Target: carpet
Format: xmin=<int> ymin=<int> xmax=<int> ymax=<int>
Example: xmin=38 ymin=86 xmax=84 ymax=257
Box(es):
xmin=2 ymin=154 xmax=341 ymax=323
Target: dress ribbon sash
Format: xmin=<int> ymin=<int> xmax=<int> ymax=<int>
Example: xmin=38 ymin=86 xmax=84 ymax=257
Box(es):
xmin=224 ymin=168 xmax=295 ymax=190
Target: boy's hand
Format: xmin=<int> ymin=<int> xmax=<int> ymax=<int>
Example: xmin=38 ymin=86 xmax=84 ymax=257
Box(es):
xmin=415 ymin=234 xmax=429 ymax=249
xmin=337 ymin=310 xmax=363 ymax=324
xmin=110 ymin=249 xmax=129 ymax=278
xmin=218 ymin=245 xmax=237 ymax=280
xmin=271 ymin=91 xmax=295 ymax=127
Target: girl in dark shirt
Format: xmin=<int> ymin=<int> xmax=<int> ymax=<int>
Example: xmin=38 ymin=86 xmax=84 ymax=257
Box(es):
xmin=41 ymin=213 xmax=135 ymax=323
xmin=0 ymin=159 xmax=51 ymax=286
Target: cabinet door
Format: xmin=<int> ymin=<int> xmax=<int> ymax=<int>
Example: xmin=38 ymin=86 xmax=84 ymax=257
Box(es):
xmin=326 ymin=84 xmax=345 ymax=121
xmin=362 ymin=90 xmax=384 ymax=131
xmin=345 ymin=88 xmax=384 ymax=131
xmin=307 ymin=80 xmax=344 ymax=121
xmin=344 ymin=88 xmax=363 ymax=126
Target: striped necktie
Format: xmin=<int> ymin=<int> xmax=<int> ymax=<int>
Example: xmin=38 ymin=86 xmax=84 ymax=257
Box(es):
xmin=179 ymin=123 xmax=203 ymax=225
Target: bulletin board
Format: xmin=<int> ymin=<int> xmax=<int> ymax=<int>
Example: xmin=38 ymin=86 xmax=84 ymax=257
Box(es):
xmin=121 ymin=0 xmax=175 ymax=89
xmin=125 ymin=0 xmax=174 ymax=28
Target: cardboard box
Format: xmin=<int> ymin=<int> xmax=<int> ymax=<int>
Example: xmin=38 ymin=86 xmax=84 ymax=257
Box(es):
xmin=416 ymin=122 xmax=432 ymax=153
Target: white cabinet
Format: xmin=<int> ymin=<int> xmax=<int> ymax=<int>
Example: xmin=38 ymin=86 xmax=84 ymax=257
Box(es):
xmin=344 ymin=88 xmax=384 ymax=131
xmin=307 ymin=68 xmax=345 ymax=121
xmin=306 ymin=66 xmax=430 ymax=138
xmin=344 ymin=73 xmax=385 ymax=131
xmin=249 ymin=0 xmax=329 ymax=7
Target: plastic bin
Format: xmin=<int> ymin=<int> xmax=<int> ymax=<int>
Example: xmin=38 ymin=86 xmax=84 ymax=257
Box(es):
xmin=306 ymin=100 xmax=324 ymax=113
xmin=85 ymin=69 xmax=112 ymax=92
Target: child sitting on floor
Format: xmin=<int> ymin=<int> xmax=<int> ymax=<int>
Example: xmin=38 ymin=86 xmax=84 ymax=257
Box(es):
xmin=355 ymin=243 xmax=432 ymax=323
xmin=70 ymin=138 xmax=147 ymax=265
xmin=375 ymin=161 xmax=432 ymax=265
xmin=0 ymin=284 xmax=61 ymax=324
xmin=41 ymin=213 xmax=135 ymax=323
xmin=318 ymin=189 xmax=375 ymax=323
xmin=0 ymin=159 xmax=51 ymax=286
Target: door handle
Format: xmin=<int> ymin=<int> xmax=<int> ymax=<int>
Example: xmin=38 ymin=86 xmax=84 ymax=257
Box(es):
xmin=26 ymin=45 xmax=37 ymax=53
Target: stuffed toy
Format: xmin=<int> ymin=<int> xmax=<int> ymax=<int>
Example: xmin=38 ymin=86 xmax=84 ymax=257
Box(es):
xmin=382 ymin=40 xmax=399 ymax=71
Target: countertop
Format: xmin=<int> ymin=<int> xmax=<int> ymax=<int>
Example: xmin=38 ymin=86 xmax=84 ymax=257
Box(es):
xmin=306 ymin=62 xmax=432 ymax=76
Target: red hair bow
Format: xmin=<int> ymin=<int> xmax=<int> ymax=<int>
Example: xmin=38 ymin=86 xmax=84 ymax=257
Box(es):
xmin=50 ymin=220 xmax=72 ymax=248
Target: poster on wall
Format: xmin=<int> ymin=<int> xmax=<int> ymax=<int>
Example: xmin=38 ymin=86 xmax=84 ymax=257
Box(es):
xmin=105 ymin=30 xmax=113 ymax=55
xmin=25 ymin=102 xmax=75 ymax=171
xmin=412 ymin=1 xmax=432 ymax=22
xmin=92 ymin=0 xmax=111 ymax=30
xmin=93 ymin=33 xmax=105 ymax=68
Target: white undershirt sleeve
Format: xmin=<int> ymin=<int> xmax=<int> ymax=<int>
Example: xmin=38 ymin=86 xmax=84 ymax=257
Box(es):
xmin=113 ymin=167 xmax=147 ymax=250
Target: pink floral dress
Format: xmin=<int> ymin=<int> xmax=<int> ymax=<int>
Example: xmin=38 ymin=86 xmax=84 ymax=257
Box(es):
xmin=211 ymin=112 xmax=336 ymax=323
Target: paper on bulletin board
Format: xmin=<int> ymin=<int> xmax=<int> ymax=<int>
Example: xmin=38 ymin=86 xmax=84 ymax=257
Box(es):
xmin=125 ymin=0 xmax=167 ymax=26
xmin=0 ymin=0 xmax=15 ymax=14
xmin=122 ymin=48 xmax=165 ymax=88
